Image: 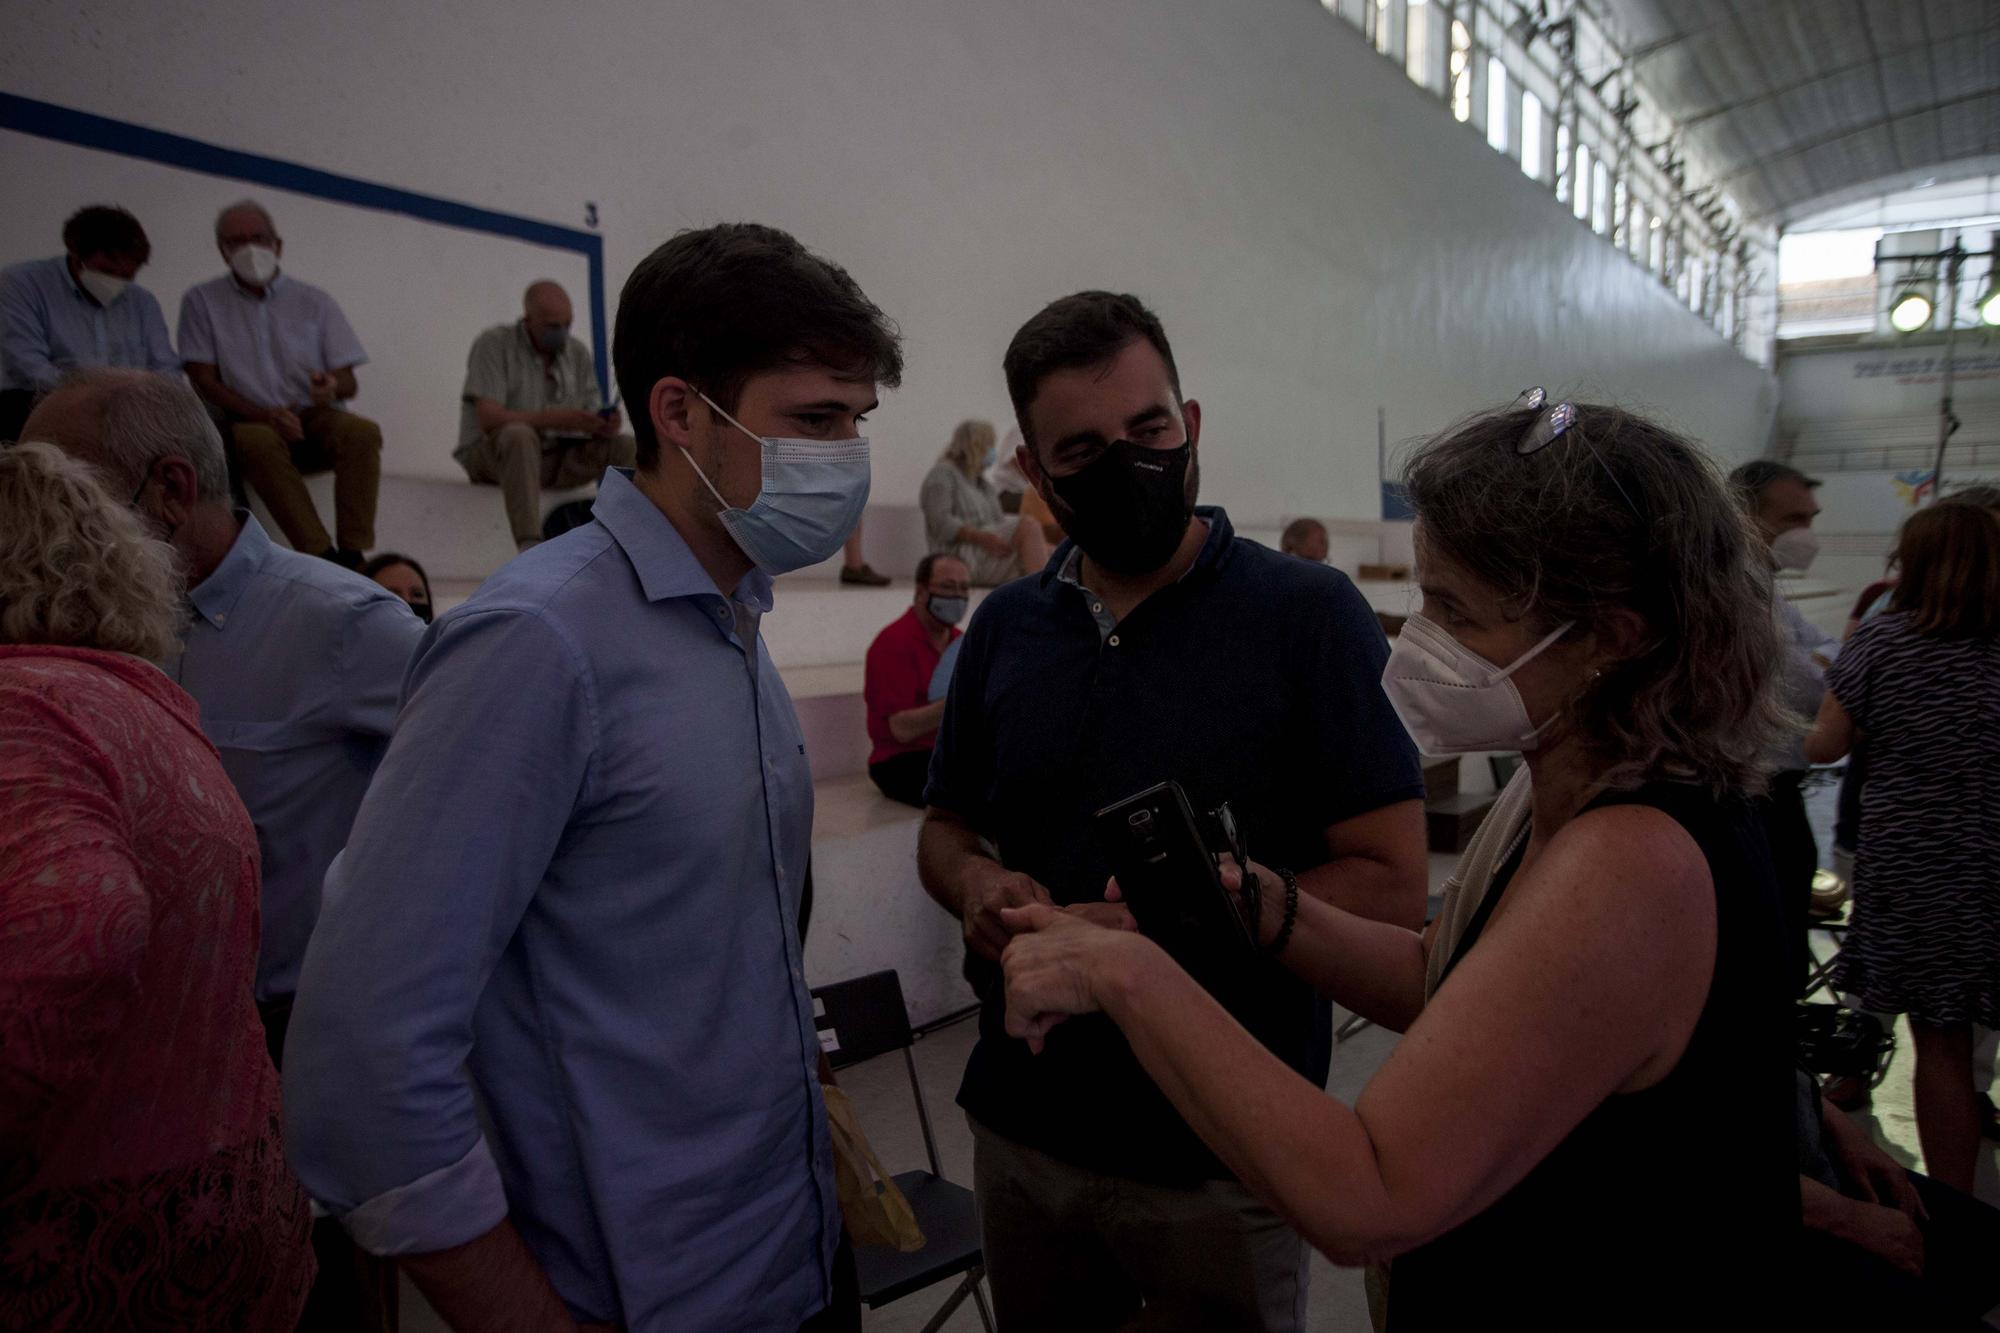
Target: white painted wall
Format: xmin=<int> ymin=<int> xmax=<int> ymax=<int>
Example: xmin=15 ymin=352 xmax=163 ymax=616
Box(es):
xmin=1774 ymin=337 xmax=2000 ymax=596
xmin=2 ymin=0 xmax=1774 ymax=522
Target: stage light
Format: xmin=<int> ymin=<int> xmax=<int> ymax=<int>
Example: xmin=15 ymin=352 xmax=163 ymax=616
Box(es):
xmin=1888 ymin=282 xmax=1935 ymax=333
xmin=1978 ymin=283 xmax=2000 ymax=328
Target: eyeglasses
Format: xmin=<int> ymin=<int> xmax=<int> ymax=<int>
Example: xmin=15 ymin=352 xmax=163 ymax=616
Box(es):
xmin=1513 ymin=387 xmax=1638 ymax=514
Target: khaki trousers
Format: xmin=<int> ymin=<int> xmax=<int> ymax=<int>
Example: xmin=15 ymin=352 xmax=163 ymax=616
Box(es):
xmin=233 ymin=405 xmax=383 ymax=555
xmin=970 ymin=1116 xmax=1307 ymax=1332
xmin=461 ymin=421 xmax=637 ymax=547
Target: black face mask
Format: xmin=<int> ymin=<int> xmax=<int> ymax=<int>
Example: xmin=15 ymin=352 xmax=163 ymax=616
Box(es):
xmin=1046 ymin=440 xmax=1195 ymax=575
xmin=409 ymin=599 xmax=434 ymax=624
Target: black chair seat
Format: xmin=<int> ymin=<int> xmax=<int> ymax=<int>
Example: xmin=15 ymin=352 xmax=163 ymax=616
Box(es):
xmin=854 ymin=1170 xmax=984 ymax=1308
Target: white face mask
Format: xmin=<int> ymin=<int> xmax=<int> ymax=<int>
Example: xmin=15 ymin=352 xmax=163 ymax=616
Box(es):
xmin=78 ymin=268 xmax=129 ymax=307
xmin=228 ymin=245 xmax=280 ymax=286
xmin=1381 ymin=612 xmax=1575 ymax=756
xmin=1770 ymin=527 xmax=1820 ymax=573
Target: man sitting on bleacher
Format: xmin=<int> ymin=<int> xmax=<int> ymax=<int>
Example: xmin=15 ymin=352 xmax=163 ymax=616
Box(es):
xmin=179 ymin=200 xmax=381 ymax=568
xmin=456 ymin=280 xmax=636 ymax=551
xmin=864 ymin=553 xmax=970 ymax=806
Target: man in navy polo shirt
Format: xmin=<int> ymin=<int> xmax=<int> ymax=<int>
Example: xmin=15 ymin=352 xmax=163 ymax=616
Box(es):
xmin=918 ymin=290 xmax=1427 ymax=1330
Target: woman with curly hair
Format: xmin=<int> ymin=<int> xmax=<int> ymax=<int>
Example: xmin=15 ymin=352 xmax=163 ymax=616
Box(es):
xmin=0 ymin=441 xmax=314 ymax=1330
xmin=997 ymin=398 xmax=1800 ymax=1328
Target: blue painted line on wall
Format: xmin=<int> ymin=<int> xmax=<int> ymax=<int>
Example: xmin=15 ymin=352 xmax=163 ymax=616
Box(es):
xmin=0 ymin=91 xmax=611 ymax=395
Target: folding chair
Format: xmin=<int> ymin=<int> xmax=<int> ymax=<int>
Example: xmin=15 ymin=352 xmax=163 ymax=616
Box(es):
xmin=812 ymin=971 xmax=995 ymax=1333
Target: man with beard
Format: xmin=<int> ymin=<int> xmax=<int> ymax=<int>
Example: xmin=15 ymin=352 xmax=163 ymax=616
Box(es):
xmin=917 ymin=290 xmax=1427 ymax=1329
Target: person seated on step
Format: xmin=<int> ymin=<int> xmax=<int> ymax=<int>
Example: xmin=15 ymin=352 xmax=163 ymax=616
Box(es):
xmin=1279 ymin=516 xmax=1329 ymax=564
xmin=456 ymin=280 xmax=636 ymax=552
xmin=921 ymin=418 xmax=1050 ymax=587
xmin=179 ymin=200 xmax=381 ymax=569
xmin=0 ymin=204 xmax=181 ymax=441
xmin=363 ymin=551 xmax=434 ymax=624
xmin=864 ymin=553 xmax=969 ymax=807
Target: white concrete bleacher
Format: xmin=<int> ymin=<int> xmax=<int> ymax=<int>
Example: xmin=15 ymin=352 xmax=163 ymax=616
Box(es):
xmin=308 ymin=475 xmax=1856 ymax=1027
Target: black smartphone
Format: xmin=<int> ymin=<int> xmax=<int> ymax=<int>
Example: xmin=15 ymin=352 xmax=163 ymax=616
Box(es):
xmin=1092 ymin=781 xmax=1257 ymax=958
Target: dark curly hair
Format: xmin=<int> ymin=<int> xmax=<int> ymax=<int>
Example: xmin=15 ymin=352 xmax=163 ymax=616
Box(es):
xmin=1404 ymin=401 xmax=1784 ymax=795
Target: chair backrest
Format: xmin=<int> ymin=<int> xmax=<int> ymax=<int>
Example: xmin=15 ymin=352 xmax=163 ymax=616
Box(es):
xmin=812 ymin=969 xmax=915 ymax=1070
xmin=811 ymin=969 xmax=944 ymax=1176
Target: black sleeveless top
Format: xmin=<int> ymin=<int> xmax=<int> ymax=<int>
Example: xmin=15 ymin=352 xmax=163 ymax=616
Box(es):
xmin=1387 ymin=782 xmax=1800 ymax=1331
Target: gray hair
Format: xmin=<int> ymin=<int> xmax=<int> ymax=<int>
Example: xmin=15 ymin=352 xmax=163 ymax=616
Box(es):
xmin=0 ymin=441 xmax=183 ymax=660
xmin=215 ymin=198 xmax=277 ymax=241
xmin=61 ymin=369 xmax=231 ymax=501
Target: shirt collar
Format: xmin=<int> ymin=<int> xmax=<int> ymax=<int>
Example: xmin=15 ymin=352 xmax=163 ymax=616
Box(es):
xmin=1048 ymin=505 xmax=1234 ymax=591
xmin=57 ymin=256 xmax=91 ymax=302
xmin=188 ymin=512 xmax=274 ymax=628
xmin=593 ymin=469 xmax=774 ymax=612
xmin=229 ymin=270 xmax=285 ymax=300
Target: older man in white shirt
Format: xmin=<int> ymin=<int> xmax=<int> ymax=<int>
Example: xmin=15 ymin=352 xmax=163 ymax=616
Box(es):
xmin=180 ymin=199 xmax=381 ymax=568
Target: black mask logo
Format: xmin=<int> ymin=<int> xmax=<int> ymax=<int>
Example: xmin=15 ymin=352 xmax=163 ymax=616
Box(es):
xmin=1046 ymin=440 xmax=1194 ymax=575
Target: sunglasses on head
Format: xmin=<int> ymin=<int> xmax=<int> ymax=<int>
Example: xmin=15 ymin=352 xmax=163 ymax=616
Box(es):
xmin=1512 ymin=387 xmax=1638 ymax=515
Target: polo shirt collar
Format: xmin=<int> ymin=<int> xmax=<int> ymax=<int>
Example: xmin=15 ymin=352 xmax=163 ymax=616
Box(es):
xmin=188 ymin=512 xmax=274 ymax=628
xmin=593 ymin=469 xmax=774 ymax=611
xmin=1046 ymin=505 xmax=1235 ymax=591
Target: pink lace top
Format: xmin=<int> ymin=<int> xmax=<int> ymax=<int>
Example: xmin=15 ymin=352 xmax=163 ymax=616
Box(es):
xmin=0 ymin=646 xmax=313 ymax=1331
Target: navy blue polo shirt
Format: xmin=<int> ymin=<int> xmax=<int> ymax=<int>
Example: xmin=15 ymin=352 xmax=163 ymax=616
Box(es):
xmin=925 ymin=506 xmax=1424 ymax=1184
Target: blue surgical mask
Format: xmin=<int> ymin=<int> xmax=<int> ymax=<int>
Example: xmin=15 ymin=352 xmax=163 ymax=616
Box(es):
xmin=530 ymin=324 xmax=568 ymax=355
xmin=927 ymin=594 xmax=968 ymax=625
xmin=684 ymin=390 xmax=871 ymax=575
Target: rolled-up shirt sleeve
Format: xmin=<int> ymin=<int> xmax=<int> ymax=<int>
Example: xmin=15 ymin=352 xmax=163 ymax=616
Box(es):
xmin=282 ymin=606 xmax=596 ymax=1255
xmin=319 ymin=294 xmax=368 ymax=373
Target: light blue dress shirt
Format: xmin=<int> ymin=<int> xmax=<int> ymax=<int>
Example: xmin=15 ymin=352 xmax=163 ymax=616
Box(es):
xmin=176 ymin=270 xmax=368 ymax=410
xmin=1773 ymin=591 xmax=1839 ymax=771
xmin=169 ymin=514 xmax=423 ymax=999
xmin=0 ymin=256 xmax=180 ymax=393
xmin=283 ymin=470 xmax=835 ymax=1331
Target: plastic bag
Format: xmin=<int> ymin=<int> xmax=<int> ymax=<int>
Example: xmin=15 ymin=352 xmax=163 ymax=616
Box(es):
xmin=821 ymin=1084 xmax=925 ymax=1252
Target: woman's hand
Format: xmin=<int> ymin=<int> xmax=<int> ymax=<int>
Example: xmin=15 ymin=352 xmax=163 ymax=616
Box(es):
xmin=1110 ymin=857 xmax=1281 ymax=948
xmin=1000 ymin=902 xmax=1150 ymax=1054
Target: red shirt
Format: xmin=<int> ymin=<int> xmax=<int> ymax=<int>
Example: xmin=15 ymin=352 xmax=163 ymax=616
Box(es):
xmin=865 ymin=607 xmax=961 ymax=765
xmin=0 ymin=646 xmax=313 ymax=1327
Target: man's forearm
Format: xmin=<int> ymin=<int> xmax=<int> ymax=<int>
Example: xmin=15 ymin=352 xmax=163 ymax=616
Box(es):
xmin=186 ymin=364 xmax=269 ymax=420
xmin=475 ymin=401 xmax=573 ymax=434
xmin=887 ymin=700 xmax=947 ymax=744
xmin=399 ymin=1217 xmax=577 ymax=1333
xmin=917 ymin=813 xmax=987 ymax=917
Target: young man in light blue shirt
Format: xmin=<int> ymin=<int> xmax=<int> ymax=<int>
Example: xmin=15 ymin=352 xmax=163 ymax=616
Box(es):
xmin=179 ymin=200 xmax=381 ymax=567
xmin=0 ymin=206 xmax=179 ymax=439
xmin=283 ymin=223 xmax=903 ymax=1332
